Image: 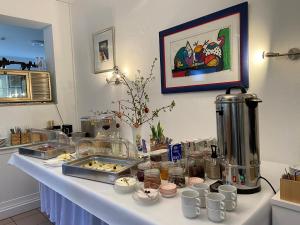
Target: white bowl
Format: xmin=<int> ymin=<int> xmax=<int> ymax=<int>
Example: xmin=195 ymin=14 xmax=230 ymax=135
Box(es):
xmin=132 ymin=188 xmax=160 ymax=205
xmin=114 ymin=177 xmax=137 ymax=193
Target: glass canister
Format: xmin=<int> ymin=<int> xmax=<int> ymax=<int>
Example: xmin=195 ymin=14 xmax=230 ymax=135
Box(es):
xmin=160 ymin=161 xmax=170 ymax=180
xmin=144 ymin=168 xmax=161 ymax=188
xmin=168 ymin=166 xmax=186 ymax=188
xmin=187 ymin=151 xmax=205 ymax=179
xmin=136 ymin=161 xmax=151 ymax=182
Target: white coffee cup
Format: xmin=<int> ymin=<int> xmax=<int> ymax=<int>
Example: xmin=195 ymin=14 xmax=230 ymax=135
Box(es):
xmin=199 ymin=196 xmax=206 ymax=208
xmin=181 ymin=205 xmax=201 ymax=218
xmin=207 ymin=208 xmax=226 ymax=222
xmin=206 ymin=192 xmax=225 ymax=210
xmin=181 ymin=190 xmax=201 ymax=206
xmin=224 ymin=200 xmax=237 ymax=211
xmin=218 ymin=184 xmax=237 ymax=201
xmin=190 ymin=183 xmax=209 ymax=197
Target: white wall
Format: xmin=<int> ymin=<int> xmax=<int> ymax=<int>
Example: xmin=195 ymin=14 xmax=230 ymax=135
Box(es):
xmin=71 ymin=0 xmax=300 ymax=165
xmin=0 ymin=0 xmax=77 ymax=137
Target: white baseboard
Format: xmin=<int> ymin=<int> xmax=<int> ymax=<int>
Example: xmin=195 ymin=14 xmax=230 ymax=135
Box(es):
xmin=0 ymin=192 xmax=40 ymax=220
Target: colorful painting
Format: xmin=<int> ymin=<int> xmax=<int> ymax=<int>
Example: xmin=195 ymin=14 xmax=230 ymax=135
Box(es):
xmin=172 ymin=27 xmax=231 ymax=78
xmin=159 ymin=2 xmax=248 ymax=94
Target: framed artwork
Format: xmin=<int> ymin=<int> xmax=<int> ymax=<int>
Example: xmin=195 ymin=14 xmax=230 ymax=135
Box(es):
xmin=93 ymin=27 xmax=116 ymax=73
xmin=159 ymin=2 xmax=248 ymax=94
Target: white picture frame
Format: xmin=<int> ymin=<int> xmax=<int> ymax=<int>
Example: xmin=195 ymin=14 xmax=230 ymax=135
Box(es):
xmin=93 ymin=27 xmax=116 ymax=73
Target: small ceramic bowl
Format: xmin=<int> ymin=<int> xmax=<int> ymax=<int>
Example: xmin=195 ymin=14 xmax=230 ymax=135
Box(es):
xmin=114 ymin=177 xmax=137 ymax=193
xmin=159 ymin=183 xmax=177 ymax=198
xmin=188 ymin=177 xmax=204 ymax=186
xmin=133 ymin=184 xmax=160 ymax=205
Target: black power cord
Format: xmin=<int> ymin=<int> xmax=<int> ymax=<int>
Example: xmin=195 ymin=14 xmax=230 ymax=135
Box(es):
xmin=256 ymin=176 xmax=276 ymax=194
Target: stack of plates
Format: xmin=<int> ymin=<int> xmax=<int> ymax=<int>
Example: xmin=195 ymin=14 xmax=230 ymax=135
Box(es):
xmin=0 ymin=138 xmax=7 ymax=148
xmin=159 ymin=183 xmax=177 ymax=198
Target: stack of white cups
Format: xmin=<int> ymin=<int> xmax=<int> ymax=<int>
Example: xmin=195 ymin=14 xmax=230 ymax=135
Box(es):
xmin=218 ymin=185 xmax=238 ymax=211
xmin=206 ymin=192 xmax=226 ymax=222
xmin=190 ymin=183 xmax=209 ymax=208
xmin=181 ymin=190 xmax=201 ymax=218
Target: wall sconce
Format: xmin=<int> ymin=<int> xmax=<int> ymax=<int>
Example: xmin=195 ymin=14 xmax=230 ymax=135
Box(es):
xmin=106 ymin=66 xmax=121 ymax=85
xmin=263 ymin=48 xmax=300 ymax=60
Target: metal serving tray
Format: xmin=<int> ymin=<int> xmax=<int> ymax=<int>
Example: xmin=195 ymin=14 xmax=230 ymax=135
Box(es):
xmin=62 ymin=155 xmax=140 ymax=184
xmin=19 ymin=142 xmax=74 ymax=160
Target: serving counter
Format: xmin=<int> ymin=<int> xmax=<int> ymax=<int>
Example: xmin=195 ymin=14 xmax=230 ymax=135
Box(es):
xmin=8 ymin=153 xmax=286 ymax=225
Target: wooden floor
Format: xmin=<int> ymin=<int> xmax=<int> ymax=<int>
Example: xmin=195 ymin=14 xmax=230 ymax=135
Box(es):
xmin=0 ymin=209 xmax=53 ymax=225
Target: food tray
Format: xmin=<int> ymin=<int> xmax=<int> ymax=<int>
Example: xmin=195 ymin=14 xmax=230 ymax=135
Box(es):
xmin=62 ymin=155 xmax=140 ymax=184
xmin=19 ymin=142 xmax=75 ymax=160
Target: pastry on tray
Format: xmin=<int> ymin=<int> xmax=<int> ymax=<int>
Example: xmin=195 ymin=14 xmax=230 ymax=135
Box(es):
xmin=81 ymin=160 xmax=126 ymax=172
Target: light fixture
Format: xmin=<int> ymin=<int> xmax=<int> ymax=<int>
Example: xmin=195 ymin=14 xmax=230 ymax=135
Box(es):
xmin=263 ymin=48 xmax=300 ymax=60
xmin=106 ymin=66 xmax=122 ymax=85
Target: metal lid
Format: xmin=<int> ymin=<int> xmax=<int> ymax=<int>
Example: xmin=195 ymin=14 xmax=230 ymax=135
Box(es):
xmin=215 ymin=86 xmax=260 ymax=103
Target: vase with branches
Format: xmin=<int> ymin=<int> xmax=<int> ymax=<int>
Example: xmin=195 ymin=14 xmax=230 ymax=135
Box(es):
xmin=111 ymin=58 xmax=175 ymax=149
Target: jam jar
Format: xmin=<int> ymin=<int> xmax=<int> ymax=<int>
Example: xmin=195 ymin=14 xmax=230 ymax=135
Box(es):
xmin=160 ymin=161 xmax=170 ymax=180
xmin=187 ymin=151 xmax=205 ymax=179
xmin=144 ymin=168 xmax=161 ymax=189
xmin=168 ymin=166 xmax=186 ymax=188
xmin=136 ymin=161 xmax=151 ymax=182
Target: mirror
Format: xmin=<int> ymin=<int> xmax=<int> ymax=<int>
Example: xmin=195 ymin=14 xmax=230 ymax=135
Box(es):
xmin=0 ymin=74 xmax=28 ymax=98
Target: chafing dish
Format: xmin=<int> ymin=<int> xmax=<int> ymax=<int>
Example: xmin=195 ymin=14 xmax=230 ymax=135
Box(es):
xmin=76 ymin=137 xmax=137 ymax=159
xmin=19 ymin=142 xmax=74 ymax=160
xmin=62 ymin=155 xmax=140 ymax=184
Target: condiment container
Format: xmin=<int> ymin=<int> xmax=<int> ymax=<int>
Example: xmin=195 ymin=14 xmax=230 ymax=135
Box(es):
xmin=168 ymin=166 xmax=186 ymax=188
xmin=137 ymin=161 xmax=151 ymax=182
xmin=159 ymin=183 xmax=177 ymax=198
xmin=114 ymin=177 xmax=137 ymax=193
xmin=205 ymin=145 xmax=221 ymax=179
xmin=144 ymin=168 xmax=161 ymax=188
xmin=187 ymin=151 xmax=205 ymax=179
xmin=160 ymin=161 xmax=170 ymax=180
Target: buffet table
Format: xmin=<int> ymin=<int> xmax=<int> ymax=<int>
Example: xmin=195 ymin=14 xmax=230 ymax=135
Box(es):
xmin=9 ymin=153 xmax=287 ymax=225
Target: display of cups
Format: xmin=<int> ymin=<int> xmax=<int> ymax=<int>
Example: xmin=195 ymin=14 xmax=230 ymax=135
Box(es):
xmin=224 ymin=200 xmax=237 ymax=211
xmin=190 ymin=183 xmax=209 ymax=197
xmin=218 ymin=184 xmax=238 ymax=211
xmin=206 ymin=193 xmax=225 ymax=210
xmin=181 ymin=205 xmax=201 ymax=218
xmin=218 ymin=185 xmax=237 ymax=200
xmin=207 ymin=208 xmax=226 ymax=222
xmin=181 ymin=190 xmax=201 ymax=206
xmin=181 ymin=190 xmax=201 ymax=218
xmin=190 ymin=183 xmax=209 ymax=208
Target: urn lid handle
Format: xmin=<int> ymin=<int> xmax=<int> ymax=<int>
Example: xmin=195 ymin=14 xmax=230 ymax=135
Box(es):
xmin=225 ymin=86 xmax=247 ymax=94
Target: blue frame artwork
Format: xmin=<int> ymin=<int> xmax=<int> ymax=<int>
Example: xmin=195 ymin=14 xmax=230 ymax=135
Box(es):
xmin=159 ymin=2 xmax=249 ymax=94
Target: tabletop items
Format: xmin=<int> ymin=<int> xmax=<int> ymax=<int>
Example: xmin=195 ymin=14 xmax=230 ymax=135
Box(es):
xmin=280 ymin=165 xmax=300 ymax=204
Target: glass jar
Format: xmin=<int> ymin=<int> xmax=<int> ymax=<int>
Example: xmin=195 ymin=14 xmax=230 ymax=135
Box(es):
xmin=187 ymin=151 xmax=205 ymax=179
xmin=144 ymin=168 xmax=161 ymax=189
xmin=160 ymin=161 xmax=170 ymax=180
xmin=168 ymin=166 xmax=186 ymax=188
xmin=136 ymin=161 xmax=151 ymax=182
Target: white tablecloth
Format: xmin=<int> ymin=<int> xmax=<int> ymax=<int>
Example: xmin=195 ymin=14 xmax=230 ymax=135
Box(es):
xmin=40 ymin=183 xmax=107 ymax=225
xmin=9 ymin=153 xmax=287 ymax=225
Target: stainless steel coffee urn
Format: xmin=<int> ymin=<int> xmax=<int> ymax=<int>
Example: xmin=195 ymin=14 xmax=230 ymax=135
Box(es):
xmin=215 ymin=86 xmax=262 ymax=194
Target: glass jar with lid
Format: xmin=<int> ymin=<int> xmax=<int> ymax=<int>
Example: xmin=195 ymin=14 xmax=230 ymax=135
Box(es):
xmin=160 ymin=161 xmax=170 ymax=180
xmin=136 ymin=161 xmax=151 ymax=182
xmin=144 ymin=168 xmax=161 ymax=189
xmin=168 ymin=166 xmax=186 ymax=188
xmin=187 ymin=151 xmax=205 ymax=179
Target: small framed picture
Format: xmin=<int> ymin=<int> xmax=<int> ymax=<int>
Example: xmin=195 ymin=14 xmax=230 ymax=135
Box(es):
xmin=93 ymin=27 xmax=116 ymax=73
